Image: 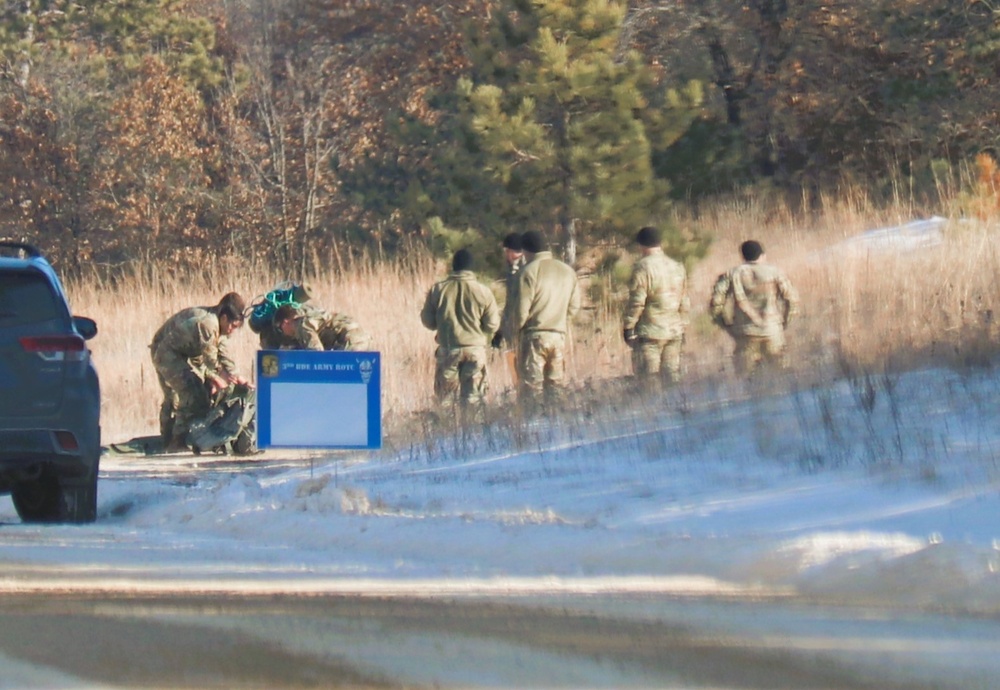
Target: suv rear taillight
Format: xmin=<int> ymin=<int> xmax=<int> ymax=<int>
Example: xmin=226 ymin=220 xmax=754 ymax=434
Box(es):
xmin=19 ymin=334 xmax=87 ymax=361
xmin=54 ymin=430 xmax=80 ymax=450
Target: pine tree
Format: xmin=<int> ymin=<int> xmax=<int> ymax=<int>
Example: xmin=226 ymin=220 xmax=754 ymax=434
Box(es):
xmin=461 ymin=0 xmax=700 ymax=264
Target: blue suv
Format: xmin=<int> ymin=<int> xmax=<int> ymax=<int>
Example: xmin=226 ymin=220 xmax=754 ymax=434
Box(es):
xmin=0 ymin=241 xmax=100 ymax=523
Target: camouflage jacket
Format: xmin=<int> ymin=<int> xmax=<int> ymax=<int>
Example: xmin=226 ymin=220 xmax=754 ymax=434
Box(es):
xmin=421 ymin=270 xmax=500 ymax=349
xmin=150 ymin=306 xmax=236 ymax=377
xmin=515 ymin=251 xmax=581 ymax=336
xmin=280 ymin=306 xmax=373 ymax=351
xmin=623 ymin=249 xmax=690 ymax=341
xmin=710 ymin=262 xmax=799 ymax=338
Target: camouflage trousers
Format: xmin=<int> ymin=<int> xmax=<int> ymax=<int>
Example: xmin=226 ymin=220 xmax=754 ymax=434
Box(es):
xmin=151 ymin=349 xmax=210 ymax=441
xmin=630 ymin=337 xmax=683 ymax=388
xmin=518 ymin=331 xmax=568 ymax=408
xmin=733 ymin=333 xmax=786 ymax=377
xmin=434 ymin=346 xmax=488 ymax=410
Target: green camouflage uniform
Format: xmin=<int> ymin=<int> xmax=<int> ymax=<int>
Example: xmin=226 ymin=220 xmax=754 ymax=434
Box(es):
xmin=623 ymin=249 xmax=690 ymax=386
xmin=421 ymin=270 xmax=500 ymax=412
xmin=279 ymin=306 xmax=373 ymax=352
xmin=514 ymin=251 xmax=580 ymax=407
xmin=150 ymin=307 xmax=237 ymax=442
xmin=710 ymin=261 xmax=799 ymax=375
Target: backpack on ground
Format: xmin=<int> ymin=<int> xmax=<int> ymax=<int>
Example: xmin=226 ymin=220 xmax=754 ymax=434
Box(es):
xmin=187 ymin=383 xmax=258 ymax=456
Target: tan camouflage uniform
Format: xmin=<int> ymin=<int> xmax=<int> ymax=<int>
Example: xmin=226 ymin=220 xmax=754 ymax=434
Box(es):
xmin=710 ymin=261 xmax=799 ymax=375
xmin=421 ymin=269 xmax=500 ymax=412
xmin=150 ymin=307 xmax=236 ymax=442
xmin=623 ymin=249 xmax=690 ymax=387
xmin=514 ymin=251 xmax=580 ymax=408
xmin=281 ymin=306 xmax=373 ymax=352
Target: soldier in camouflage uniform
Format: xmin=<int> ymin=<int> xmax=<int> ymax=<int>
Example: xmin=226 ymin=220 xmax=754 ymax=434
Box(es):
xmin=271 ymin=303 xmax=373 ymax=352
xmin=150 ymin=292 xmax=248 ymax=452
xmin=710 ymin=240 xmax=799 ymax=376
xmin=514 ymin=230 xmax=581 ymax=411
xmin=257 ymin=282 xmax=313 ymax=350
xmin=622 ymin=226 xmax=690 ymax=390
xmin=421 ymin=248 xmax=500 ymax=416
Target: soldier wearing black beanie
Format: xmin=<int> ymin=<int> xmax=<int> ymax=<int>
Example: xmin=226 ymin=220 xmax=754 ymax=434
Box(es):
xmin=520 ymin=230 xmax=546 ymax=254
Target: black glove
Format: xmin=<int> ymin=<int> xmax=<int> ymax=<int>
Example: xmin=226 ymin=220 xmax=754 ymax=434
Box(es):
xmin=623 ymin=328 xmax=636 ymax=345
xmin=491 ymin=332 xmax=504 ymax=349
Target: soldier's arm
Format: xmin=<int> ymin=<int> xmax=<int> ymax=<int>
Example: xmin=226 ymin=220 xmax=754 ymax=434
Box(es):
xmin=679 ymin=267 xmax=691 ymax=319
xmin=217 ymin=335 xmax=238 ymax=376
xmin=420 ymin=286 xmax=438 ymax=331
xmin=481 ymin=288 xmax=501 ymax=336
xmin=777 ymin=272 xmax=800 ymax=326
xmin=709 ymin=272 xmax=732 ymax=326
xmin=567 ymin=271 xmax=581 ymax=320
xmin=218 ymin=336 xmax=250 ymax=385
xmin=196 ymin=317 xmax=231 ymax=392
xmin=515 ymin=269 xmax=535 ymax=331
xmin=623 ymin=265 xmax=647 ymax=329
xmin=196 ymin=317 xmax=221 ymax=374
xmin=298 ymin=322 xmax=325 ymax=351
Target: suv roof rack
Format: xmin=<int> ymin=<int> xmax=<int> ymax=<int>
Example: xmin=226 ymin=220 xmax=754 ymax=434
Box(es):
xmin=0 ymin=240 xmax=44 ymax=259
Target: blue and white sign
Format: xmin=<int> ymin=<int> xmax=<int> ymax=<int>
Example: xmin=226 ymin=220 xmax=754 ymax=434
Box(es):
xmin=256 ymin=350 xmax=381 ymax=449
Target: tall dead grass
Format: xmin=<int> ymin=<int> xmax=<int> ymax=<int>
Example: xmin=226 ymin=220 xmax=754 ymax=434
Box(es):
xmin=682 ymin=192 xmax=1000 ymax=381
xmin=64 ymin=195 xmax=1000 ymax=443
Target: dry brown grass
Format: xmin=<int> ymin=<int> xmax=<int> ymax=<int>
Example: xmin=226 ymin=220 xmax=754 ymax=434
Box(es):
xmin=63 ymin=195 xmax=1000 ymax=444
xmin=66 ymin=252 xmax=446 ymax=441
xmin=681 ymin=193 xmax=1000 ymax=381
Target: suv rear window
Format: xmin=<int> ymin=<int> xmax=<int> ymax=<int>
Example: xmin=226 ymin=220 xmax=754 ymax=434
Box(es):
xmin=0 ymin=273 xmax=63 ymax=328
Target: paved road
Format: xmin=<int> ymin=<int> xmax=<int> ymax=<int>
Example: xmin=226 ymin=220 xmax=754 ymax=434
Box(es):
xmin=0 ymin=592 xmax=950 ymax=689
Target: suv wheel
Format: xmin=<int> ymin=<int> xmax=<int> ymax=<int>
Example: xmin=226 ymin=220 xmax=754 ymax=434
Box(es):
xmin=11 ymin=467 xmax=98 ymax=524
xmin=11 ymin=470 xmax=64 ymax=523
xmin=61 ymin=478 xmax=98 ymax=523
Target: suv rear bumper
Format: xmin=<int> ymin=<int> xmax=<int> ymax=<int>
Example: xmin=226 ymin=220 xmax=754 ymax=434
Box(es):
xmin=0 ymin=422 xmax=101 ymax=480
xmin=0 ymin=428 xmax=95 ymax=456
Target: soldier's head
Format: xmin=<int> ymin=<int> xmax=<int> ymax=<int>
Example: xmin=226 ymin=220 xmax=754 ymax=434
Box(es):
xmin=452 ymin=248 xmax=474 ymax=272
xmin=636 ymin=226 xmax=662 ymax=253
xmin=274 ymin=303 xmax=302 ymax=337
xmin=216 ymin=292 xmax=246 ymax=335
xmin=502 ymin=232 xmax=523 ymax=265
xmin=521 ymin=230 xmax=546 ymax=256
xmin=740 ymin=240 xmax=764 ymax=263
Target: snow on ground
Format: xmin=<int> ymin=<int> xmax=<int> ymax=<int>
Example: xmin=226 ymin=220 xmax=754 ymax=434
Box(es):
xmin=1 ymin=365 xmax=999 ymax=611
xmin=6 ymin=218 xmax=1000 ymax=687
xmin=2 ymin=365 xmax=1000 ymax=687
xmin=832 ymin=216 xmax=948 ymax=255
